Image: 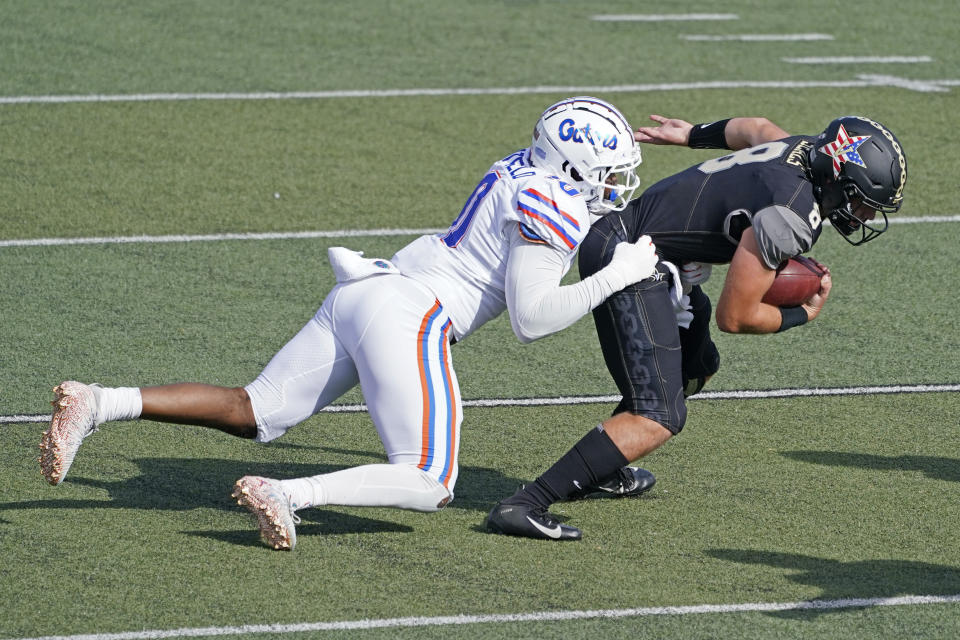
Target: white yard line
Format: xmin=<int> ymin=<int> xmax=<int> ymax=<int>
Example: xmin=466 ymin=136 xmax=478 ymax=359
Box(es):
xmin=682 ymin=34 xmax=834 ymax=41
xmin=5 ymin=383 xmax=959 ymax=424
xmin=2 ymin=215 xmax=959 ymax=249
xmin=14 ymin=594 xmax=960 ymax=640
xmin=784 ymin=56 xmax=932 ymax=64
xmin=0 ymin=228 xmax=446 ymax=248
xmin=1 ymin=74 xmax=957 ymax=106
xmin=857 ymin=73 xmax=950 ymax=92
xmin=591 ymin=13 xmax=739 ymax=22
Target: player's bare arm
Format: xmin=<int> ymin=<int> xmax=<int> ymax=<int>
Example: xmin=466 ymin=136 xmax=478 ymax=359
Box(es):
xmin=723 ymin=117 xmax=790 ymax=150
xmin=716 ymin=229 xmax=831 ymax=334
xmin=715 ymin=228 xmax=786 ymax=334
xmin=634 ymin=115 xmax=789 ymax=150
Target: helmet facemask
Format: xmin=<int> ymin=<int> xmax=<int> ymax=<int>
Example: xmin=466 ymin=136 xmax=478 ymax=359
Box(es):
xmin=809 ymin=116 xmax=907 ymax=246
xmin=819 ymin=179 xmax=893 ymax=246
xmin=568 ymin=147 xmax=642 ymax=213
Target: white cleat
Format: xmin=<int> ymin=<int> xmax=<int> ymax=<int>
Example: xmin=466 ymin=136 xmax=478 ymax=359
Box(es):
xmin=39 ymin=381 xmax=99 ymax=485
xmin=232 ymin=476 xmax=299 ymax=551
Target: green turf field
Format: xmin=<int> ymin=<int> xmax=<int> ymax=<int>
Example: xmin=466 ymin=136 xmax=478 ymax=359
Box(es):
xmin=2 ymin=2 xmax=958 ymax=639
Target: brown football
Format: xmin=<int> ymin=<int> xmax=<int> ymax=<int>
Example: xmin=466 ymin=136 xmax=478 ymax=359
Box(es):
xmin=762 ymin=256 xmax=827 ymax=307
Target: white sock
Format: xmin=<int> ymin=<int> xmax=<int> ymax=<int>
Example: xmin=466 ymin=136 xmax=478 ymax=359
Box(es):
xmin=280 ymin=464 xmax=451 ymax=513
xmin=278 ymin=478 xmax=319 ymax=511
xmin=92 ymin=386 xmax=143 ymax=426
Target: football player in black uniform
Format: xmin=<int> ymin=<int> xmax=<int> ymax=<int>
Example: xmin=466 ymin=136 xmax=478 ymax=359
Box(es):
xmin=487 ymin=114 xmax=908 ymax=540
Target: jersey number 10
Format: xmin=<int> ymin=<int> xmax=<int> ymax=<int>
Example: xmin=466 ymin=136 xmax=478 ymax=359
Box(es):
xmin=442 ymin=172 xmax=499 ymax=248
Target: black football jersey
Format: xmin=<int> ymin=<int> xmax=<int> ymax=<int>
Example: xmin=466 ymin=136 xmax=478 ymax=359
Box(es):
xmin=618 ymin=136 xmax=824 ymax=269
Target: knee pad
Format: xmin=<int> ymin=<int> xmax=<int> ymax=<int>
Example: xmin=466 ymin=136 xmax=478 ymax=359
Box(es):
xmin=315 ymin=463 xmax=452 ymax=512
xmin=413 ymin=469 xmax=454 ymax=512
xmin=613 ymin=398 xmax=688 ymax=436
xmin=387 ymin=465 xmax=452 ymax=512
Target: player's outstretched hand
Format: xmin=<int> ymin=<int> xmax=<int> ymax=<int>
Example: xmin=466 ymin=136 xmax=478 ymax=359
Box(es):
xmin=634 ymin=115 xmax=694 ymax=146
xmin=607 ymin=235 xmax=659 ymax=290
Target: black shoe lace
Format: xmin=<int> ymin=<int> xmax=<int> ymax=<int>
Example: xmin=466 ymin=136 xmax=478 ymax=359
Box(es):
xmin=614 ymin=467 xmax=636 ymax=491
xmin=530 ymin=507 xmax=559 ymax=526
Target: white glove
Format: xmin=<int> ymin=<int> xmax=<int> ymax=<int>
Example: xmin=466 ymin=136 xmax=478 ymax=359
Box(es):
xmin=679 ymin=261 xmax=712 ymax=294
xmin=674 ymin=293 xmax=694 ymax=329
xmin=604 ymin=235 xmax=658 ymax=291
xmin=661 ymin=260 xmax=695 ymax=329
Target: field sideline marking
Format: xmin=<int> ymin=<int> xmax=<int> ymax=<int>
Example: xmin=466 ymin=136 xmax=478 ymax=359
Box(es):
xmin=13 ymin=594 xmax=960 ymax=640
xmin=0 ymin=228 xmax=447 ymax=248
xmin=4 ymin=383 xmax=958 ymax=424
xmin=1 ymin=74 xmax=957 ymax=105
xmin=784 ymin=56 xmax=933 ymax=64
xmin=682 ymin=33 xmax=834 ymax=41
xmin=2 ymin=215 xmax=959 ymax=249
xmin=591 ymin=13 xmax=739 ymax=21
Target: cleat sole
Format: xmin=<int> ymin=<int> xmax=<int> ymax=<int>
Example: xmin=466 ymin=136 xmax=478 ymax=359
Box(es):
xmin=232 ymin=477 xmax=296 ymax=551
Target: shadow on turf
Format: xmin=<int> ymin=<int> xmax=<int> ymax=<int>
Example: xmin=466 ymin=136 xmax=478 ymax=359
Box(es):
xmin=184 ymin=510 xmax=417 ymax=549
xmin=5 ymin=457 xmax=525 ymax=514
xmin=781 ymin=451 xmax=960 ymax=483
xmin=708 ymin=549 xmax=960 ymax=618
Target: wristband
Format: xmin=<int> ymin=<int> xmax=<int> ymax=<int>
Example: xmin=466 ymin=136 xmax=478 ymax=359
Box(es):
xmin=688 ymin=119 xmax=732 ymax=149
xmin=776 ymin=306 xmax=809 ymax=332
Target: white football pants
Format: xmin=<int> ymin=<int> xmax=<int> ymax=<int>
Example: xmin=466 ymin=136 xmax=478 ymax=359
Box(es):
xmin=244 ymin=274 xmax=462 ymax=509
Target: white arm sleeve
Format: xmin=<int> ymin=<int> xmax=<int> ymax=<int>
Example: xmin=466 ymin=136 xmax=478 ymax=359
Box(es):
xmin=504 ymin=230 xmax=625 ymax=344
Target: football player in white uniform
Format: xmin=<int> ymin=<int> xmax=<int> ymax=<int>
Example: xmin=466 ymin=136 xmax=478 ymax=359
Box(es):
xmin=40 ymin=96 xmax=659 ymax=550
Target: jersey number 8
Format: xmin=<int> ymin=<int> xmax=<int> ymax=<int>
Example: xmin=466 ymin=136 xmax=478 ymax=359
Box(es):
xmin=697 ymin=141 xmax=789 ymax=175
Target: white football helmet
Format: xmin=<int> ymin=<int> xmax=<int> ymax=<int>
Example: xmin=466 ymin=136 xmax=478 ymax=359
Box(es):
xmin=530 ymin=96 xmax=641 ymax=213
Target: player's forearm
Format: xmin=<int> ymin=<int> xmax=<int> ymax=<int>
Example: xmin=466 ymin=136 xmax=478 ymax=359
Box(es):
xmin=508 ymin=270 xmax=623 ymax=343
xmin=642 ymin=115 xmax=790 ymax=151
xmin=723 ymin=117 xmax=790 ymax=150
xmin=715 ymin=299 xmax=786 ymax=334
xmin=505 ymin=240 xmax=622 ymax=343
xmin=715 ymin=229 xmax=785 ymax=333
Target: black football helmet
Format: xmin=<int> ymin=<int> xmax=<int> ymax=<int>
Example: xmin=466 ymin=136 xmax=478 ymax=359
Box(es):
xmin=808 ymin=116 xmax=907 ymax=245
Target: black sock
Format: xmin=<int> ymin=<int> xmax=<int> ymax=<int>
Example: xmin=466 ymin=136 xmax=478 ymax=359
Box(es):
xmin=505 ymin=424 xmax=629 ymax=509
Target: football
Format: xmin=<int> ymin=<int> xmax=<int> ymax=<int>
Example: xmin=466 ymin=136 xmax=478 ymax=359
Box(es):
xmin=761 ymin=256 xmax=827 ymax=307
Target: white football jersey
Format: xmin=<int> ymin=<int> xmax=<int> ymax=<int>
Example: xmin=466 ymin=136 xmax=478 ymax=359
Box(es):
xmin=391 ymin=148 xmax=592 ymax=341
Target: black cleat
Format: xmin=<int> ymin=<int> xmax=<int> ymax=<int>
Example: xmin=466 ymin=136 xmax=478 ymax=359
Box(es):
xmin=485 ymin=502 xmax=582 ymax=540
xmin=568 ymin=466 xmax=656 ymax=501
